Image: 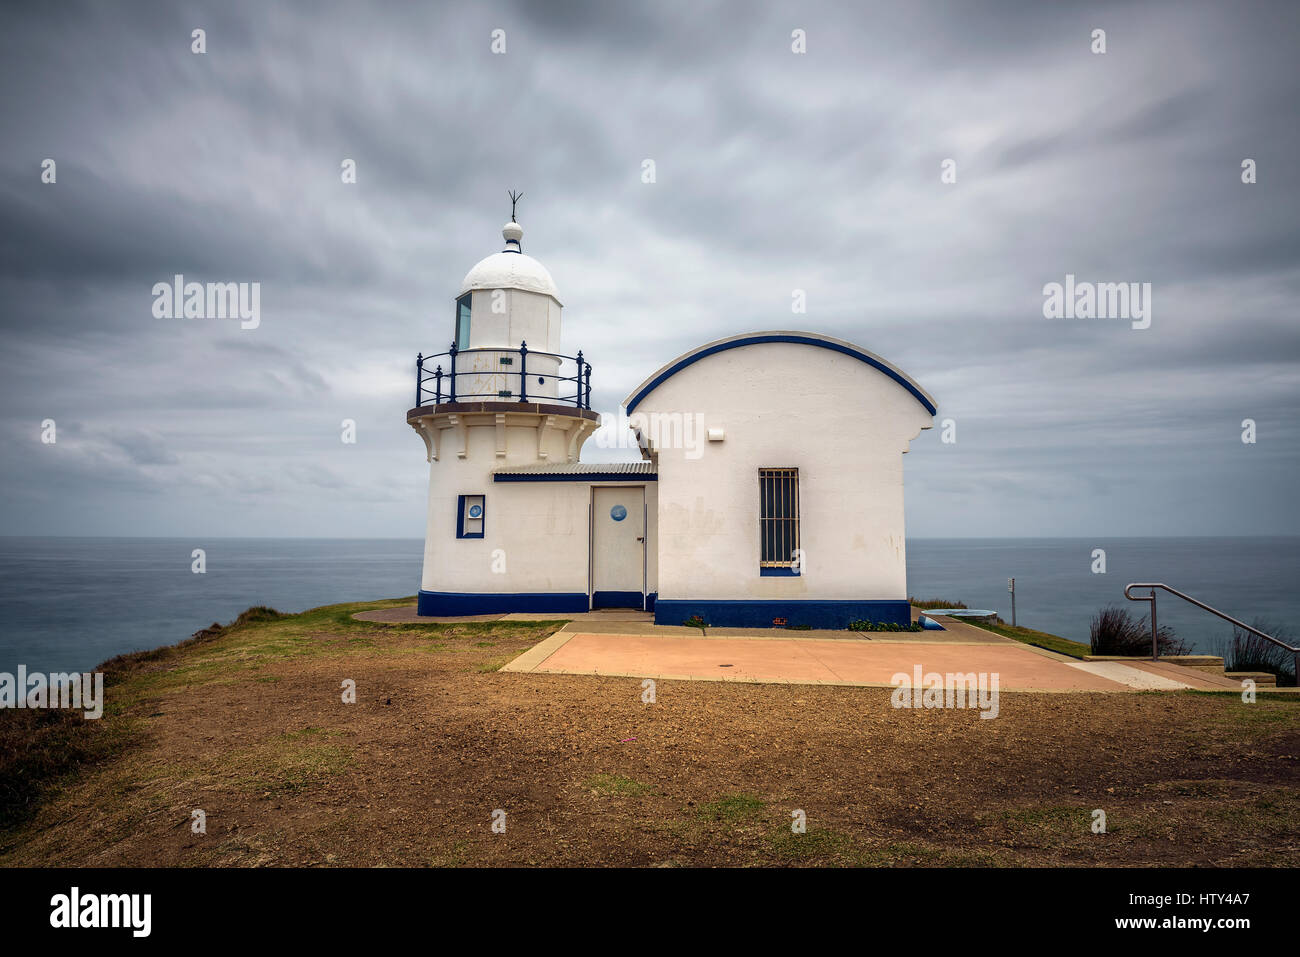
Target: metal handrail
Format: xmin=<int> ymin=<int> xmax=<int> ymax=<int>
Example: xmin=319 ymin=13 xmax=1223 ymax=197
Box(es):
xmin=1124 ymin=582 xmax=1300 ymax=673
xmin=414 ymin=342 xmax=592 ymax=410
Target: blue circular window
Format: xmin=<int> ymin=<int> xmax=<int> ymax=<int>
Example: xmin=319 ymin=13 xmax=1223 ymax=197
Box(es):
xmin=468 ymin=504 xmax=482 ymax=519
xmin=610 ymin=504 xmax=627 ymax=522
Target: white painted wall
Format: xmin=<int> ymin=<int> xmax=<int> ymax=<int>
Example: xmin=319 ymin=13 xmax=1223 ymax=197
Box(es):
xmin=421 ymin=469 xmax=590 ymax=594
xmin=631 ymin=340 xmax=932 ymax=602
xmin=417 ymin=415 xmax=659 ymax=600
xmin=467 ymin=288 xmax=563 ymax=353
xmin=457 ymin=288 xmax=563 ymax=402
xmin=420 ymin=475 xmax=658 ymax=598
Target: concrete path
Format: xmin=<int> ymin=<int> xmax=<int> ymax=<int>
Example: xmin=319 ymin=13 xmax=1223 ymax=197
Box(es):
xmin=501 ymin=610 xmax=1263 ymax=693
xmin=1066 ymin=660 xmax=1193 ymax=690
xmin=360 ymin=603 xmax=1286 ymax=694
xmin=504 ymin=630 xmax=1144 ymax=692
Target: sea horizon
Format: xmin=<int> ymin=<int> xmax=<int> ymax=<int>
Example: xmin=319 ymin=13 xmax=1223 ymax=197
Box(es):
xmin=1 ymin=535 xmax=1295 ymax=675
xmin=5 ymin=534 xmax=1298 ymax=541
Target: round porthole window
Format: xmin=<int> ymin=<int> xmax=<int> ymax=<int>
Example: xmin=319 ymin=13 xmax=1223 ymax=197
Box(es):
xmin=610 ymin=504 xmax=627 ymax=522
xmin=468 ymin=504 xmax=483 ymax=519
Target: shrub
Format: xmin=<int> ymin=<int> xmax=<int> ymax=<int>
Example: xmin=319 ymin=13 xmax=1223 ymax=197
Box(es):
xmin=909 ymin=597 xmax=968 ymax=610
xmin=848 ymin=620 xmax=923 ymax=633
xmin=231 ymin=605 xmax=285 ymax=627
xmin=1089 ymin=606 xmax=1187 ymax=656
xmin=683 ymin=615 xmax=708 ymax=631
xmin=1217 ymin=619 xmax=1297 ymax=687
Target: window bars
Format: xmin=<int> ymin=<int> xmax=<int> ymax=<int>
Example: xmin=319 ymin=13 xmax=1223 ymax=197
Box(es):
xmin=759 ymin=468 xmax=800 ymax=566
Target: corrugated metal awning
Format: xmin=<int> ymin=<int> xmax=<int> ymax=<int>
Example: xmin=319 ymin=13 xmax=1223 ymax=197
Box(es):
xmin=492 ymin=461 xmax=656 ymax=482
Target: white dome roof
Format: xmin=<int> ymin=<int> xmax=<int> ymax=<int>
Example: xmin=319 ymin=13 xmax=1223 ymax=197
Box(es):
xmin=459 ymin=222 xmax=561 ymax=303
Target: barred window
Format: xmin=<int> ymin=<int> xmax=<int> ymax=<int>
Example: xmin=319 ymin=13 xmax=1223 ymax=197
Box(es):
xmin=759 ymin=468 xmax=799 ymax=567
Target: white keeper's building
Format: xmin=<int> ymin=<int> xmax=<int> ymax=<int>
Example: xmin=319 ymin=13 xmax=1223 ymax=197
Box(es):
xmin=407 ymin=215 xmax=936 ymax=629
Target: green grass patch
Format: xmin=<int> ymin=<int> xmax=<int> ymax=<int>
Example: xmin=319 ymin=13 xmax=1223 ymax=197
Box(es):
xmin=909 ymin=597 xmax=969 ymax=610
xmin=1176 ymin=693 xmax=1300 ymax=743
xmin=281 ymin=726 xmax=345 ymax=739
xmin=429 ymin=839 xmax=471 ymax=867
xmin=994 ymin=805 xmax=1092 ymax=836
xmin=766 ymin=825 xmax=854 ymax=862
xmin=962 ymin=618 xmax=1091 ymax=658
xmin=697 ymin=793 xmax=766 ymax=823
xmin=858 ymin=841 xmax=1003 ymax=867
xmin=584 ymin=773 xmax=653 ymax=797
xmin=1206 ymin=793 xmax=1300 ymax=838
xmin=230 ymin=736 xmax=354 ymax=793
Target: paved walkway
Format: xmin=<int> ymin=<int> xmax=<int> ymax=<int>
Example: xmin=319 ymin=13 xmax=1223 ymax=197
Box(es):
xmin=500 ymin=613 xmax=1183 ymax=693
xmin=506 ymin=630 xmax=1139 ymax=691
xmin=362 ymin=604 xmax=1284 ymax=693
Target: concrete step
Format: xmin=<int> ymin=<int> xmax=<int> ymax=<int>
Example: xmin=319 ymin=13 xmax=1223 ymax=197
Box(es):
xmin=1083 ymin=654 xmax=1224 ymax=671
xmin=1161 ymin=655 xmax=1227 ymax=674
xmin=1225 ymin=671 xmax=1278 ymax=686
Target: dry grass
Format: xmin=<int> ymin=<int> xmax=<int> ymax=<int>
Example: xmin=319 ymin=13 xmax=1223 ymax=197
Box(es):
xmin=2 ymin=599 xmax=1298 ymax=867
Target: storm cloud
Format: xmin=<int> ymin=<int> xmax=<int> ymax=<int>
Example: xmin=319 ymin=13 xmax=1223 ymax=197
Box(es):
xmin=1 ymin=0 xmax=1297 ymax=537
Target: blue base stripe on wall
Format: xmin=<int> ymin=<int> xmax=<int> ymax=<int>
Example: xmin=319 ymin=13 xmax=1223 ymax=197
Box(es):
xmin=417 ymin=590 xmax=589 ymax=616
xmin=653 ymin=599 xmax=912 ymax=630
xmin=591 ymin=590 xmax=645 ymax=610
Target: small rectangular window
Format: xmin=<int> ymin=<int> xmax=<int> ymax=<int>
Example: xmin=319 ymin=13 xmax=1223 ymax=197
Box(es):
xmin=457 ymin=494 xmax=485 ymax=538
xmin=455 ymin=294 xmax=472 ymax=350
xmin=759 ymin=468 xmax=799 ymax=571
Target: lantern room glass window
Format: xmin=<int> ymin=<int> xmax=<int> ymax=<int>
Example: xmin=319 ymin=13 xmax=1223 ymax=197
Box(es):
xmin=455 ymin=293 xmax=472 ymax=350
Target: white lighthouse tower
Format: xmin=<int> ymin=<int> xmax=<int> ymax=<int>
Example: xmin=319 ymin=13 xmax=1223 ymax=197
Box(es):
xmin=406 ymin=199 xmax=933 ymax=626
xmin=407 ymin=200 xmax=603 ymax=616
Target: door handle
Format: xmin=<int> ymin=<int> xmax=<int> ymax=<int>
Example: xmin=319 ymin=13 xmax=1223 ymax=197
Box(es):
xmin=636 ymin=537 xmax=644 ymax=542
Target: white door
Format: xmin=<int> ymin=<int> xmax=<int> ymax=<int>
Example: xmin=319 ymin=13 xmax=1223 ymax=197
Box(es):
xmin=591 ymin=486 xmax=645 ymax=609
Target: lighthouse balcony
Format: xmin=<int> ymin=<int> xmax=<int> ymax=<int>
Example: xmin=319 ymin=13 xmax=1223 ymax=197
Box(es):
xmin=407 ymin=343 xmax=599 ymax=464
xmin=413 ymin=343 xmax=592 ymax=410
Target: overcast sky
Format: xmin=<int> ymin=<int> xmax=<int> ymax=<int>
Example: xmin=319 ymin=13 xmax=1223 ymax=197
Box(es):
xmin=1 ymin=0 xmax=1297 ymax=539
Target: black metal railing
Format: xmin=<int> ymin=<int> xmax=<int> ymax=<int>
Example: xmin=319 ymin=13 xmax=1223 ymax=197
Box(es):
xmin=1125 ymin=582 xmax=1300 ymax=673
xmin=415 ymin=342 xmax=592 ymax=409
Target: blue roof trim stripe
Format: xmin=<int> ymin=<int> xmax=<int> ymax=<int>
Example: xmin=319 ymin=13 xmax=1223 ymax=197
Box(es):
xmin=624 ymin=334 xmax=937 ymax=416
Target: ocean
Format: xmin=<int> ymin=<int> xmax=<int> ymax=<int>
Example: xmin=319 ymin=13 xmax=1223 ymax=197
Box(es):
xmin=0 ymin=536 xmax=1295 ymax=674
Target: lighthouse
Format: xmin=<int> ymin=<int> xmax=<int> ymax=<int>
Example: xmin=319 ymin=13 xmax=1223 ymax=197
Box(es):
xmin=408 ymin=200 xmax=936 ymax=626
xmin=407 ymin=203 xmax=607 ymax=616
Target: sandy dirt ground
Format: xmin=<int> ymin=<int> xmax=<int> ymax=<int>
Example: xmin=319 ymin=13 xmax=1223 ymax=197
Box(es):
xmin=2 ymin=608 xmax=1297 ymax=867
